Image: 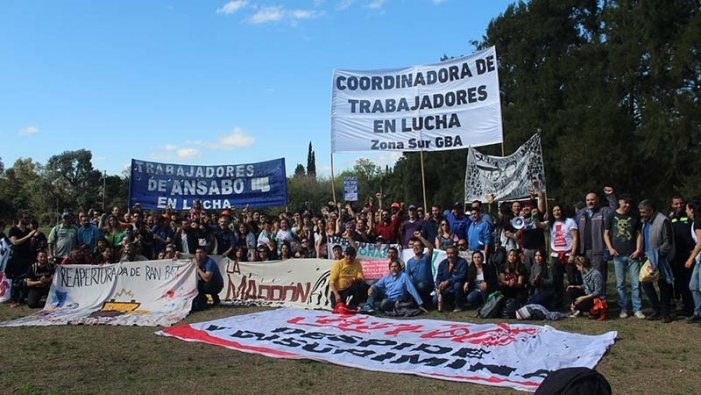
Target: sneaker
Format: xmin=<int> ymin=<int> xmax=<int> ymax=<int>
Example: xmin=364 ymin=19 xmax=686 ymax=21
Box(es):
xmin=452 ymin=306 xmax=462 ymax=313
xmin=634 ymin=311 xmax=646 ymax=319
xmin=569 ymin=310 xmax=581 ymax=318
xmin=619 ymin=311 xmax=628 ymax=319
xmin=360 ymin=304 xmax=375 ymax=314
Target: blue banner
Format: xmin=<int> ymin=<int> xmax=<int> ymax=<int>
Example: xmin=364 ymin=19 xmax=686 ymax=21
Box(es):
xmin=129 ymin=158 xmax=287 ymax=210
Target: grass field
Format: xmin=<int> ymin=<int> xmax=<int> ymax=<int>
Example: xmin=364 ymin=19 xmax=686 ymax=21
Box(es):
xmin=1 ymin=285 xmax=701 ymax=394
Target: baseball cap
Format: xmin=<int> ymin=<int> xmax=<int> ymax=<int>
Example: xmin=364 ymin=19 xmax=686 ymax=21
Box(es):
xmin=391 ymin=202 xmax=400 ymax=209
xmin=408 ymin=204 xmax=417 ymax=210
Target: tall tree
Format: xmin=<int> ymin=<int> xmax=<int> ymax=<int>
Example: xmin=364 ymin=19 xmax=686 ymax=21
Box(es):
xmin=306 ymin=142 xmax=316 ymax=178
xmin=43 ymin=149 xmax=103 ymax=212
xmin=293 ymin=164 xmax=306 ymax=178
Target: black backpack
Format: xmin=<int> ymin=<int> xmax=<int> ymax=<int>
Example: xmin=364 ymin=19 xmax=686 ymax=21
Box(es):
xmin=534 ymin=367 xmax=611 ymax=395
xmin=501 ymin=297 xmax=520 ymax=319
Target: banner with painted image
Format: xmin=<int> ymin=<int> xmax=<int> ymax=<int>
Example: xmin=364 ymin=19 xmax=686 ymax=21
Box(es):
xmin=325 ymin=236 xmax=401 ymax=281
xmin=129 ymin=158 xmax=287 ymax=211
xmin=157 ymin=308 xmax=617 ymax=392
xmin=0 ymin=237 xmax=12 ymax=303
xmin=0 ymin=260 xmax=197 ymax=327
xmin=464 ymin=133 xmax=546 ymax=202
xmin=220 ymin=258 xmax=332 ymax=309
xmin=332 ymin=46 xmax=503 ymax=153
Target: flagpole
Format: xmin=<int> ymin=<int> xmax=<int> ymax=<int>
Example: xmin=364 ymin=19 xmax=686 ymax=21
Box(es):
xmin=330 ymin=152 xmax=337 ymax=206
xmin=420 ymin=149 xmax=428 ymax=212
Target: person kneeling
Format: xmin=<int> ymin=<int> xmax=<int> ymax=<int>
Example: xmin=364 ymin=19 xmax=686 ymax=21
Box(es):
xmin=192 ymin=246 xmax=224 ymax=311
xmin=567 ymin=256 xmax=607 ymax=320
xmin=24 ymin=251 xmax=55 ymax=309
xmin=362 ymin=261 xmax=427 ymax=314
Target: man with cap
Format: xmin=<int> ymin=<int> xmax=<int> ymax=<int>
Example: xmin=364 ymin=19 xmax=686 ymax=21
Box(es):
xmin=48 ymin=211 xmax=79 ymax=265
xmin=400 ymin=204 xmax=425 ymax=248
xmin=328 ymin=246 xmax=368 ymax=309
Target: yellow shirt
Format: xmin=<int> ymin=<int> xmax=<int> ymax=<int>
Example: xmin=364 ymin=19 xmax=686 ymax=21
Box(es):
xmin=329 ymin=258 xmax=365 ymax=291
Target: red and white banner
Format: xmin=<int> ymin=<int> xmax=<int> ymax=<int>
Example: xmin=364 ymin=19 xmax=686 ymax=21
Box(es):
xmin=157 ymin=308 xmax=617 ymax=392
xmin=0 ymin=260 xmax=198 ymax=327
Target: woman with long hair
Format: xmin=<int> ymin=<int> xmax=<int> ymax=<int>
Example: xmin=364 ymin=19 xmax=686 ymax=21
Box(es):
xmin=435 ymin=220 xmax=453 ymax=250
xmin=499 ymin=249 xmax=527 ymax=303
xmin=685 ymin=200 xmax=701 ymax=323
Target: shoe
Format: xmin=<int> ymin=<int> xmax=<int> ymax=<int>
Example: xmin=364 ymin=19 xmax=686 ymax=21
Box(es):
xmin=452 ymin=307 xmax=462 ymax=313
xmin=9 ymin=302 xmax=18 ymax=308
xmin=360 ymin=304 xmax=375 ymax=314
xmin=646 ymin=311 xmax=661 ymax=321
xmin=662 ymin=315 xmax=673 ymax=323
xmin=634 ymin=311 xmax=646 ymax=319
xmin=619 ymin=311 xmax=628 ymax=319
xmin=686 ymin=315 xmax=701 ymax=324
xmin=569 ymin=310 xmax=581 ymax=318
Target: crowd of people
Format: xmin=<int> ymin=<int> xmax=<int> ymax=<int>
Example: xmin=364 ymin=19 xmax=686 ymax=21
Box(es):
xmin=2 ymin=188 xmax=701 ymax=326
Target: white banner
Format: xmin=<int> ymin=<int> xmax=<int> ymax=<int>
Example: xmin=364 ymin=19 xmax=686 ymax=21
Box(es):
xmin=464 ymin=133 xmax=546 ymax=202
xmin=0 ymin=260 xmax=198 ymax=327
xmin=157 ymin=308 xmax=617 ymax=392
xmin=331 ymin=47 xmax=503 ymax=153
xmin=220 ymin=258 xmax=333 ymax=309
xmin=0 ymin=237 xmax=12 ymax=303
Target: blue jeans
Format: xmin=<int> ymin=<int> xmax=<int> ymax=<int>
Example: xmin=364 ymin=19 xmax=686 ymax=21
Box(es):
xmin=614 ymin=256 xmax=642 ymax=312
xmin=689 ymin=261 xmax=701 ymax=317
xmin=466 ymin=287 xmax=487 ymax=307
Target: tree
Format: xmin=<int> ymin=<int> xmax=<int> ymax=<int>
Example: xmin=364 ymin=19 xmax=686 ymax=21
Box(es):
xmin=306 ymin=142 xmax=316 ymax=178
xmin=293 ymin=164 xmax=306 ymax=178
xmin=43 ymin=149 xmax=103 ymax=212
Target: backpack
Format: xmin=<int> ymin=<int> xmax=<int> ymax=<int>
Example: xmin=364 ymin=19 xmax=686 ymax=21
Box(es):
xmin=534 ymin=367 xmax=611 ymax=395
xmin=502 ymin=297 xmax=520 ymax=319
xmin=478 ymin=291 xmax=505 ymax=318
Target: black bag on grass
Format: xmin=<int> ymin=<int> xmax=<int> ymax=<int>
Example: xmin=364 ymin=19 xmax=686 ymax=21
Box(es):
xmin=534 ymin=367 xmax=611 ymax=395
xmin=501 ymin=297 xmax=520 ymax=319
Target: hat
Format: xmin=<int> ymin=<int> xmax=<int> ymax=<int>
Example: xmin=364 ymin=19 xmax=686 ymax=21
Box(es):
xmin=452 ymin=202 xmax=463 ymax=209
xmin=220 ymin=209 xmax=231 ymax=217
xmin=162 ymin=213 xmax=170 ymax=220
xmin=515 ymin=306 xmax=531 ymax=320
xmin=61 ymin=211 xmax=72 ymax=219
xmin=391 ymin=202 xmax=400 ymax=209
xmin=408 ymin=204 xmax=417 ymax=210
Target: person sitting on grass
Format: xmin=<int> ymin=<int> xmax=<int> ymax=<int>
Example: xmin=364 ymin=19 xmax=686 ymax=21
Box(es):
xmin=463 ymin=250 xmax=498 ymax=308
xmin=499 ymin=249 xmax=528 ymax=304
xmin=24 ymin=251 xmax=55 ymax=308
xmin=527 ymin=248 xmax=556 ymax=308
xmin=329 ymin=246 xmax=368 ymax=310
xmin=361 ymin=260 xmax=427 ymax=314
xmin=566 ymin=256 xmax=606 ymax=318
xmin=192 ymin=246 xmax=224 ymax=311
xmin=433 ymin=245 xmax=467 ymax=312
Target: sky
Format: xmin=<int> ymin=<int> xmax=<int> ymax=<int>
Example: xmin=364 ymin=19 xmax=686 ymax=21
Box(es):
xmin=1 ymin=0 xmax=514 ymax=178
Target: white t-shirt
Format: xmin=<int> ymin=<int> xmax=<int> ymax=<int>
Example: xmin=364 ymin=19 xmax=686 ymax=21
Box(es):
xmin=549 ymin=218 xmax=578 ymax=253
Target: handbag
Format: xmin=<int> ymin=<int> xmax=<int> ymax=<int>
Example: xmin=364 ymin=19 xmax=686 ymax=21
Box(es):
xmin=638 ymin=259 xmax=659 ymax=283
xmin=478 ymin=291 xmax=505 ymax=318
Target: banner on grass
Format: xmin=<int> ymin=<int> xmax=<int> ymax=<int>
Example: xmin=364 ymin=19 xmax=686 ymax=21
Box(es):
xmin=464 ymin=133 xmax=546 ymax=202
xmin=0 ymin=260 xmax=198 ymax=327
xmin=157 ymin=308 xmax=617 ymax=392
xmin=331 ymin=47 xmax=503 ymax=153
xmin=129 ymin=158 xmax=287 ymax=211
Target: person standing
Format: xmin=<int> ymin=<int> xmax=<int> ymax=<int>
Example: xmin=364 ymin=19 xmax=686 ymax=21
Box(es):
xmin=670 ymin=195 xmax=694 ymax=316
xmin=576 ymin=187 xmax=616 ymax=293
xmin=604 ymin=194 xmax=644 ymax=319
xmin=639 ymin=199 xmax=675 ymax=323
xmin=684 ymin=200 xmax=701 ymax=323
xmin=48 ymin=211 xmax=79 ymax=265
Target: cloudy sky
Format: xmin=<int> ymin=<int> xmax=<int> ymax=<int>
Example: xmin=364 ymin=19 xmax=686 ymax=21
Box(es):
xmin=1 ymin=0 xmax=513 ymax=177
